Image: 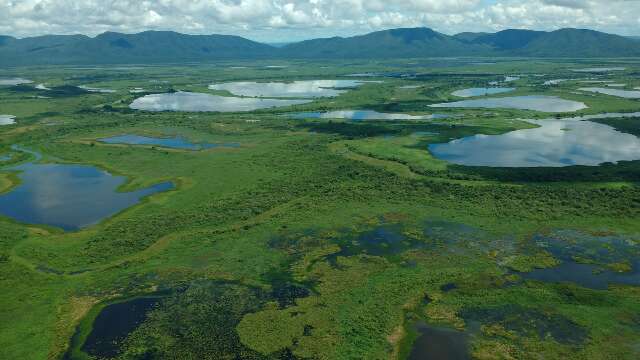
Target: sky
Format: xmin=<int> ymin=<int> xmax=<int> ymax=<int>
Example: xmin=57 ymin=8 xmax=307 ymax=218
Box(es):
xmin=1 ymin=0 xmax=639 ymax=42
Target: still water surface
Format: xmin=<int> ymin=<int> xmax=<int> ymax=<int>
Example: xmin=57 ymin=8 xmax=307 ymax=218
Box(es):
xmin=0 ymin=147 xmax=173 ymax=230
xmin=291 ymin=110 xmax=448 ymax=121
xmin=209 ymin=80 xmax=367 ymax=98
xmin=99 ymin=135 xmax=239 ymax=150
xmin=429 ymin=112 xmax=640 ymax=167
xmin=429 ymin=95 xmax=587 ymax=112
xmin=130 ymin=92 xmax=310 ymax=112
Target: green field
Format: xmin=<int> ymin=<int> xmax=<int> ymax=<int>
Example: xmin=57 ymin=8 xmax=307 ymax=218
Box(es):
xmin=1 ymin=58 xmax=640 ymax=360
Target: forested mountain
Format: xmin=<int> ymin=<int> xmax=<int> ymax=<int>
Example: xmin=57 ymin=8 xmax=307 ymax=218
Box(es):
xmin=1 ymin=27 xmax=639 ymax=65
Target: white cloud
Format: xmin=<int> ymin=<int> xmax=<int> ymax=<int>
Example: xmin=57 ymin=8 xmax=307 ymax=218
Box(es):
xmin=0 ymin=0 xmax=638 ymax=41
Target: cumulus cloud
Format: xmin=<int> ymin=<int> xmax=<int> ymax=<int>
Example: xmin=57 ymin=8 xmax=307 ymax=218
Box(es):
xmin=0 ymin=0 xmax=638 ymax=41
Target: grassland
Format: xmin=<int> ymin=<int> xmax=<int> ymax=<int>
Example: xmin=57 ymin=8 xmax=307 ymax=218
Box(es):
xmin=1 ymin=58 xmax=640 ymax=360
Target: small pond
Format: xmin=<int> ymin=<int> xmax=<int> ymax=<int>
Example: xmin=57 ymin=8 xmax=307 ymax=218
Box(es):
xmin=0 ymin=147 xmax=173 ymax=230
xmin=572 ymin=67 xmax=626 ymax=73
xmin=543 ymin=79 xmax=567 ymax=86
xmin=80 ymin=297 xmax=161 ymax=359
xmin=0 ymin=78 xmax=32 ymax=86
xmin=79 ymin=85 xmax=116 ymax=93
xmin=522 ymin=261 xmax=640 ymax=290
xmin=578 ymin=87 xmax=640 ymax=99
xmin=452 ymin=87 xmax=515 ymax=98
xmin=429 ymin=95 xmax=587 ymax=112
xmin=209 ymin=80 xmax=368 ymax=98
xmin=521 ymin=230 xmax=640 ymax=289
xmin=429 ymin=112 xmax=640 ymax=167
xmin=130 ymin=92 xmax=310 ymax=112
xmin=408 ymin=322 xmax=470 ymax=360
xmin=0 ymin=115 xmax=16 ymax=125
xmin=291 ymin=110 xmax=448 ymax=121
xmin=99 ymin=135 xmax=239 ymax=150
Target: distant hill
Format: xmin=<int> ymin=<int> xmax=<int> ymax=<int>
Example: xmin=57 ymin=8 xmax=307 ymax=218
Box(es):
xmin=280 ymin=28 xmax=493 ymax=58
xmin=1 ymin=27 xmax=639 ymax=65
xmin=458 ymin=29 xmax=546 ymax=51
xmin=0 ymin=31 xmax=275 ymax=65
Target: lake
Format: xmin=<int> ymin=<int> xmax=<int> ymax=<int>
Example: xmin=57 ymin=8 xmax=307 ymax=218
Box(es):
xmin=99 ymin=135 xmax=239 ymax=150
xmin=451 ymin=87 xmax=515 ymax=98
xmin=0 ymin=78 xmax=33 ymax=86
xmin=429 ymin=112 xmax=640 ymax=167
xmin=209 ymin=80 xmax=368 ymax=98
xmin=578 ymin=87 xmax=640 ymax=99
xmin=0 ymin=148 xmax=173 ymax=230
xmin=291 ymin=110 xmax=449 ymax=121
xmin=130 ymin=92 xmax=310 ymax=112
xmin=0 ymin=115 xmax=16 ymax=125
xmin=429 ymin=95 xmax=587 ymax=112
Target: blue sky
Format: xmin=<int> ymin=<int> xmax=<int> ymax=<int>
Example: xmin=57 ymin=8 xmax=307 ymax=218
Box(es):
xmin=1 ymin=0 xmax=638 ymax=41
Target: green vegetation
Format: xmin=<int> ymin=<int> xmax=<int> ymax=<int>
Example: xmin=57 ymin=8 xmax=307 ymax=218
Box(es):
xmin=2 ymin=27 xmax=640 ymax=66
xmin=0 ymin=58 xmax=639 ymax=360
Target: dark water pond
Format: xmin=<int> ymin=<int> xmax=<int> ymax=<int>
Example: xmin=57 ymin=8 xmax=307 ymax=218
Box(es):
xmin=81 ymin=297 xmax=160 ymax=358
xmin=452 ymin=87 xmax=514 ymax=98
xmin=408 ymin=323 xmax=470 ymax=360
xmin=521 ymin=229 xmax=640 ymax=290
xmin=99 ymin=135 xmax=239 ymax=150
xmin=327 ymin=225 xmax=424 ymax=265
xmin=429 ymin=112 xmax=640 ymax=167
xmin=209 ymin=80 xmax=367 ymax=98
xmin=429 ymin=95 xmax=587 ymax=112
xmin=522 ymin=261 xmax=640 ymax=290
xmin=130 ymin=91 xmax=310 ymax=112
xmin=0 ymin=148 xmax=173 ymax=230
xmin=578 ymin=87 xmax=640 ymax=99
xmin=291 ymin=110 xmax=448 ymax=121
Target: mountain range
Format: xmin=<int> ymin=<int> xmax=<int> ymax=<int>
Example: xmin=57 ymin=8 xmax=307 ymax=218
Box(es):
xmin=1 ymin=27 xmax=639 ymax=65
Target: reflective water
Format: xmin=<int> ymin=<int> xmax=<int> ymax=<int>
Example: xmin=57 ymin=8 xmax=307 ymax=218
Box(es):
xmin=0 ymin=115 xmax=16 ymax=125
xmin=291 ymin=110 xmax=448 ymax=121
xmin=429 ymin=95 xmax=587 ymax=112
xmin=578 ymin=87 xmax=640 ymax=99
xmin=452 ymin=87 xmax=514 ymax=98
xmin=209 ymin=80 xmax=367 ymax=98
xmin=0 ymin=148 xmax=173 ymax=230
xmin=543 ymin=79 xmax=567 ymax=86
xmin=399 ymin=85 xmax=423 ymax=89
xmin=572 ymin=67 xmax=626 ymax=72
xmin=504 ymin=76 xmax=520 ymax=82
xmin=408 ymin=323 xmax=469 ymax=360
xmin=79 ymin=85 xmax=116 ymax=93
xmin=0 ymin=78 xmax=32 ymax=86
xmin=130 ymin=92 xmax=310 ymax=112
xmin=429 ymin=112 xmax=640 ymax=167
xmin=99 ymin=135 xmax=239 ymax=150
xmin=35 ymin=83 xmax=51 ymax=90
